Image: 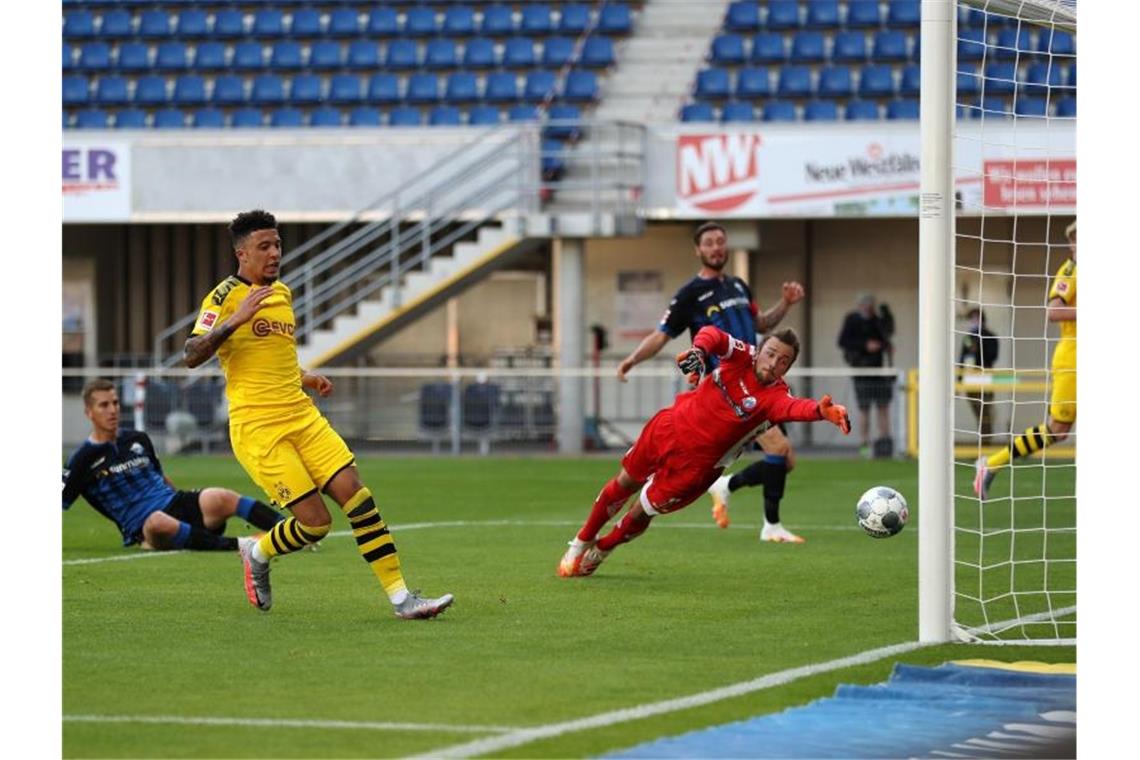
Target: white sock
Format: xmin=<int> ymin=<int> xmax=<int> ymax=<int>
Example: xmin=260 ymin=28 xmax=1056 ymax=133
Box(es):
xmin=251 ymin=540 xmax=269 ymax=563
xmin=390 ymin=589 xmax=409 ymax=605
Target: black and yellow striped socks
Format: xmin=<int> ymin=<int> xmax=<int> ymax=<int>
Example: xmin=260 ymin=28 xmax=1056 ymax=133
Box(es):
xmin=341 ymin=487 xmax=408 ymax=603
xmin=986 ymin=423 xmax=1055 ymax=471
xmin=256 ymin=516 xmax=330 ymax=559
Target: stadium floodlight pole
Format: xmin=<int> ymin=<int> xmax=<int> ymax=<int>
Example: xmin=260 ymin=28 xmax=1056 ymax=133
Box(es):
xmin=918 ymin=0 xmax=955 ymax=643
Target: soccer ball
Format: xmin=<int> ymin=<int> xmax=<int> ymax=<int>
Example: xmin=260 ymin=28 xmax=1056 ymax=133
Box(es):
xmin=856 ymin=486 xmax=909 ymax=538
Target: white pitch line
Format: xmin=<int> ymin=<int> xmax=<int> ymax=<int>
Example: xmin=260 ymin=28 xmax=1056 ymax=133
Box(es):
xmin=412 ymin=640 xmax=933 ymax=759
xmin=62 ymin=714 xmax=518 ymax=734
xmin=63 ymin=551 xmax=187 ymax=566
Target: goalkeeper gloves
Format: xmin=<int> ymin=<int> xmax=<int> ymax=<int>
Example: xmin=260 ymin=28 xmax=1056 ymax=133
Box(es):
xmin=818 ymin=394 xmax=851 ymax=434
xmin=675 ymin=347 xmax=708 ymax=385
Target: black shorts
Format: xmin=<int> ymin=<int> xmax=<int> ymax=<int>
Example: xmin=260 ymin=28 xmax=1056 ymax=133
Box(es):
xmin=853 ymin=376 xmax=894 ymax=410
xmin=161 ymin=490 xmax=205 ymax=527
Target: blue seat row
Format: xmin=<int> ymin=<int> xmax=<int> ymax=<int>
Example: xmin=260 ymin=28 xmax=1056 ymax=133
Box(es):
xmin=64 ymin=70 xmax=600 ymax=107
xmin=63 ymin=36 xmax=616 ymax=72
xmin=711 ymin=29 xmax=913 ymax=64
xmin=63 ymin=3 xmax=632 ymax=40
xmin=724 ymin=1 xmax=919 ymax=32
xmin=957 ymin=27 xmax=1076 ymax=61
xmin=680 ymin=97 xmax=920 ymax=123
xmin=956 ymin=61 xmax=1074 ymax=97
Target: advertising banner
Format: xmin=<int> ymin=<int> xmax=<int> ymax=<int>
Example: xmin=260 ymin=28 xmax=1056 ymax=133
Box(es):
xmin=63 ymin=142 xmax=131 ymax=222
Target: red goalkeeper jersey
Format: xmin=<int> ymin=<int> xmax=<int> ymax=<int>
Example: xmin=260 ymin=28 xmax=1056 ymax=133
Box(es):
xmin=672 ymin=326 xmax=822 ymax=467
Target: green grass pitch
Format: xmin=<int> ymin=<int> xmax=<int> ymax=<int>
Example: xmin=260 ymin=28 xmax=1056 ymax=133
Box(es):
xmin=63 ymin=455 xmax=1076 ymax=758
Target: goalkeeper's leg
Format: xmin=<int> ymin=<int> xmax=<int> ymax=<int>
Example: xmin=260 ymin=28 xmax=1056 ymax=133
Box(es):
xmin=560 ymin=468 xmax=641 ymax=577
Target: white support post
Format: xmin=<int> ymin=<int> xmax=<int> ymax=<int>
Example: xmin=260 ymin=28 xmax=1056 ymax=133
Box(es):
xmin=554 ymin=237 xmax=585 ymax=454
xmin=133 ymin=372 xmax=147 ymax=433
xmin=918 ymin=0 xmax=956 ymax=643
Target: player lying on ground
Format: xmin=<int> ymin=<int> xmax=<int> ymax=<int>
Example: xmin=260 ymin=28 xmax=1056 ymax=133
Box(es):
xmin=558 ymin=325 xmax=851 ymax=577
xmin=63 ymin=378 xmax=285 ymax=551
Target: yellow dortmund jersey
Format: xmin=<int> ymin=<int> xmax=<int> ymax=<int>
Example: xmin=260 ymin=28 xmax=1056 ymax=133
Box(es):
xmin=191 ymin=276 xmax=310 ymax=421
xmin=1047 ymin=258 xmax=1076 ymax=366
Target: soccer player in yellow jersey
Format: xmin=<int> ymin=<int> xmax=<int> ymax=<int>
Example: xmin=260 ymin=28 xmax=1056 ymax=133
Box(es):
xmin=185 ymin=210 xmax=453 ymax=619
xmin=975 ymin=219 xmax=1077 ymax=500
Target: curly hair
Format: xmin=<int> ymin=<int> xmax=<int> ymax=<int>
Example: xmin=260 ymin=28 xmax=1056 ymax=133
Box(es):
xmin=229 ymin=209 xmax=278 ymax=249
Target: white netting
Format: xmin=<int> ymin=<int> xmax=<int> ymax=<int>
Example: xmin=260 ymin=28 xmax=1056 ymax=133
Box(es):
xmin=951 ymin=0 xmax=1076 ymax=644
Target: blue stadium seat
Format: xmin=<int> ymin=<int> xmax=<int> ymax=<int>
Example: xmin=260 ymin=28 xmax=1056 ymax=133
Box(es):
xmin=173 ymin=10 xmax=209 ymax=39
xmin=211 ymin=75 xmax=245 ymax=105
xmin=193 ymin=41 xmax=227 ymax=70
xmin=761 ymin=100 xmax=797 ymax=121
xmin=816 ymin=65 xmax=853 ymax=97
xmin=329 ymin=8 xmax=362 ymax=37
xmin=484 ymin=71 xmax=519 ymax=102
xmin=138 ymin=10 xmax=172 ymax=39
xmin=765 ymin=1 xmax=800 ymax=30
xmin=463 ymin=37 xmax=497 ymax=68
xmin=1055 ymin=97 xmax=1075 ymax=117
xmin=790 ymin=31 xmax=825 ymax=63
xmin=212 ymin=10 xmax=246 ymax=39
xmin=270 ymin=41 xmax=304 ymax=71
xmin=1039 ymin=29 xmax=1075 ymax=56
xmin=133 ymin=75 xmax=168 ymax=105
xmin=1014 ymin=96 xmax=1047 ymax=117
xmin=75 ymin=108 xmax=111 ymax=129
xmin=115 ymin=109 xmax=148 ymax=129
xmin=521 ymin=3 xmax=554 ymax=35
xmin=64 ymin=42 xmax=76 ymax=73
xmin=365 ymin=7 xmax=399 ymax=37
xmin=725 ymin=1 xmax=760 ymax=32
xmin=721 ymin=101 xmax=754 ymax=122
xmin=563 ymin=69 xmax=598 ymax=102
xmin=524 ymin=70 xmax=557 ymax=103
xmin=290 ymin=8 xmax=323 ymax=38
xmin=508 ymin=104 xmax=539 ymax=121
xmin=696 ymin=68 xmax=731 ymax=99
xmin=859 ymin=64 xmax=895 ymax=97
xmin=958 ymin=29 xmax=986 ymax=62
xmin=1024 ymin=62 xmax=1062 ymax=98
xmin=873 ymin=30 xmax=909 ymax=61
xmin=846 ymin=1 xmax=882 ymax=28
xmin=63 ymin=10 xmax=96 ymax=39
xmin=232 ymin=41 xmax=265 ymax=71
xmin=445 ymin=72 xmax=479 ymax=102
xmin=831 ymin=31 xmax=867 ymax=62
xmin=424 ymin=38 xmax=458 ymax=70
xmin=358 ymin=75 xmax=394 ymax=107
xmin=443 ymin=5 xmax=476 ymax=37
xmin=115 ymin=42 xmax=149 ymax=72
xmin=467 ymin=104 xmax=502 ymax=125
xmin=270 ymin=107 xmax=304 ymax=127
xmin=983 ymin=62 xmax=1016 ymax=95
xmin=803 ymin=100 xmax=838 ymax=121
xmin=543 ymin=37 xmax=574 ymax=68
xmin=251 ymin=73 xmax=286 ymax=105
xmin=346 ymin=40 xmax=382 ymax=70
xmin=153 ymin=108 xmax=186 ymax=129
xmin=406 ymin=73 xmax=440 ymax=104
xmin=899 ymin=64 xmax=920 ymax=96
xmin=598 ymin=3 xmax=632 ymax=35
xmin=78 ymin=42 xmax=112 ymax=72
xmin=172 ymin=74 xmax=206 ymax=106
xmin=388 ymin=106 xmax=423 ymax=126
xmin=231 ymin=108 xmax=265 ymax=128
xmin=384 ymin=39 xmax=416 ymax=70
xmin=429 ymin=105 xmax=463 ymax=125
xmin=329 ymin=73 xmax=364 ymax=104
xmin=845 ymin=99 xmax=880 ymax=120
xmin=1067 ymin=63 xmax=1076 ymax=87
xmin=98 ymin=10 xmax=133 ymax=39
xmin=805 ymin=0 xmax=840 ymax=29
xmin=979 ymin=95 xmax=1010 ymax=118
xmin=545 ymin=103 xmax=581 ymax=139
xmin=155 ymin=42 xmax=190 ymax=72
xmin=290 ymin=73 xmax=323 ymax=105
xmin=541 ymin=139 xmax=565 ymax=176
xmin=481 ymin=4 xmax=515 ymax=36
xmin=581 ymin=36 xmax=615 ymax=68
xmin=504 ymin=37 xmax=537 ymax=68
xmin=964 ymin=8 xmax=1010 ymax=29
xmin=751 ymin=33 xmax=785 ymax=63
xmin=192 ymin=108 xmax=225 ymax=128
xmin=348 ymin=106 xmax=383 ymax=126
xmin=308 ymin=40 xmax=342 ymax=70
xmin=886 ymin=98 xmax=920 ymax=119
xmin=776 ymin=65 xmax=812 ymax=98
xmin=558 ymin=3 xmax=591 ymax=34
xmin=310 ymin=106 xmax=343 ymax=127
xmin=404 ymin=6 xmax=438 ymax=36
xmin=886 ymin=1 xmax=921 ymax=28
xmin=252 ymin=9 xmax=286 ymax=38
xmin=735 ymin=67 xmax=771 ymax=99
xmin=680 ymin=102 xmax=716 ymax=122
xmin=995 ymin=27 xmax=1033 ymax=60
xmin=63 ymin=76 xmax=90 ymax=106
xmin=956 ymin=63 xmax=981 ymax=96
xmin=711 ymin=34 xmax=746 ymax=65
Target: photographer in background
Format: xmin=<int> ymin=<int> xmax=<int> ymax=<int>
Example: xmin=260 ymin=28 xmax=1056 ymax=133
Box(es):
xmin=958 ymin=308 xmax=1000 ymax=439
xmin=838 ymin=293 xmax=896 ymax=458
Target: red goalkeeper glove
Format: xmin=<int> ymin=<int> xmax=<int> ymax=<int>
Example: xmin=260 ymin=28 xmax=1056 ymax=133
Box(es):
xmin=675 ymin=347 xmax=708 ymax=385
xmin=818 ymin=394 xmax=851 ymax=434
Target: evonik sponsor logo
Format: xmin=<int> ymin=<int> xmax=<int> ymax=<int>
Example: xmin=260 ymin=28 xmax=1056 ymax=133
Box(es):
xmin=804 ymin=143 xmax=920 ymax=185
xmin=251 ymin=318 xmax=295 ymax=338
xmin=677 ymin=134 xmax=763 ymax=212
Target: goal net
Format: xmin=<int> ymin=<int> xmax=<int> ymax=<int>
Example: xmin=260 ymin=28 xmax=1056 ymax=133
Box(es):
xmin=948 ymin=0 xmax=1077 ymax=644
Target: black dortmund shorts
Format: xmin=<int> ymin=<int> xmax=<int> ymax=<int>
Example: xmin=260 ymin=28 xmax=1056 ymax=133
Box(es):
xmin=161 ymin=490 xmax=205 ymax=527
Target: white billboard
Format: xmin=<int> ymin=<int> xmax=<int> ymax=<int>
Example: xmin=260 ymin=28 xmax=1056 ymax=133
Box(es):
xmin=62 ymin=141 xmax=132 ymax=222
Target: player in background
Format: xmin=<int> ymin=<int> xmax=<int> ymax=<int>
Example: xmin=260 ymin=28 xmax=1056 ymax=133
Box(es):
xmin=975 ymin=219 xmax=1077 ymax=499
xmin=616 ymin=222 xmax=809 ymax=543
xmin=561 ymin=325 xmax=850 ymax=577
xmin=63 ymin=378 xmax=285 ymax=551
xmin=184 ymin=209 xmax=453 ymax=619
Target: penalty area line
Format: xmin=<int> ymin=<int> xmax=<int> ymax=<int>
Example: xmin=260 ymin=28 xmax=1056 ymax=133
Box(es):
xmin=62 ymin=714 xmax=520 ymax=734
xmin=411 ymin=640 xmax=933 ymax=759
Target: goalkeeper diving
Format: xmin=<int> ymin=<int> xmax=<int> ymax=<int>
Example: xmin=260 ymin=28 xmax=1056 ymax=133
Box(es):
xmin=558 ymin=325 xmax=851 ymax=578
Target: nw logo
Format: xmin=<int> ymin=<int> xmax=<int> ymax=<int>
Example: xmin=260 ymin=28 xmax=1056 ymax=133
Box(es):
xmin=677 ymin=134 xmax=763 ymax=212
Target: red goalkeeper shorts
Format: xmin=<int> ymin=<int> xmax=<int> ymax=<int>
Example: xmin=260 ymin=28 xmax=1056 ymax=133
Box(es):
xmin=621 ymin=408 xmax=722 ymax=515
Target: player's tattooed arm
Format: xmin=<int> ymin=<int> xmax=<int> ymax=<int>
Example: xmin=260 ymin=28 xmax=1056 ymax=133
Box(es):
xmin=184 ymin=285 xmax=274 ymax=367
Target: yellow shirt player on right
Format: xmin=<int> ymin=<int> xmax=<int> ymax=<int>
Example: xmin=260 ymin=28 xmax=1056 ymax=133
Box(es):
xmin=975 ymin=219 xmax=1077 ymax=500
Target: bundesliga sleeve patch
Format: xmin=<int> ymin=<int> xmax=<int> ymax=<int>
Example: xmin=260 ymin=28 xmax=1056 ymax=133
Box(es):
xmin=196 ymin=310 xmax=220 ymax=332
